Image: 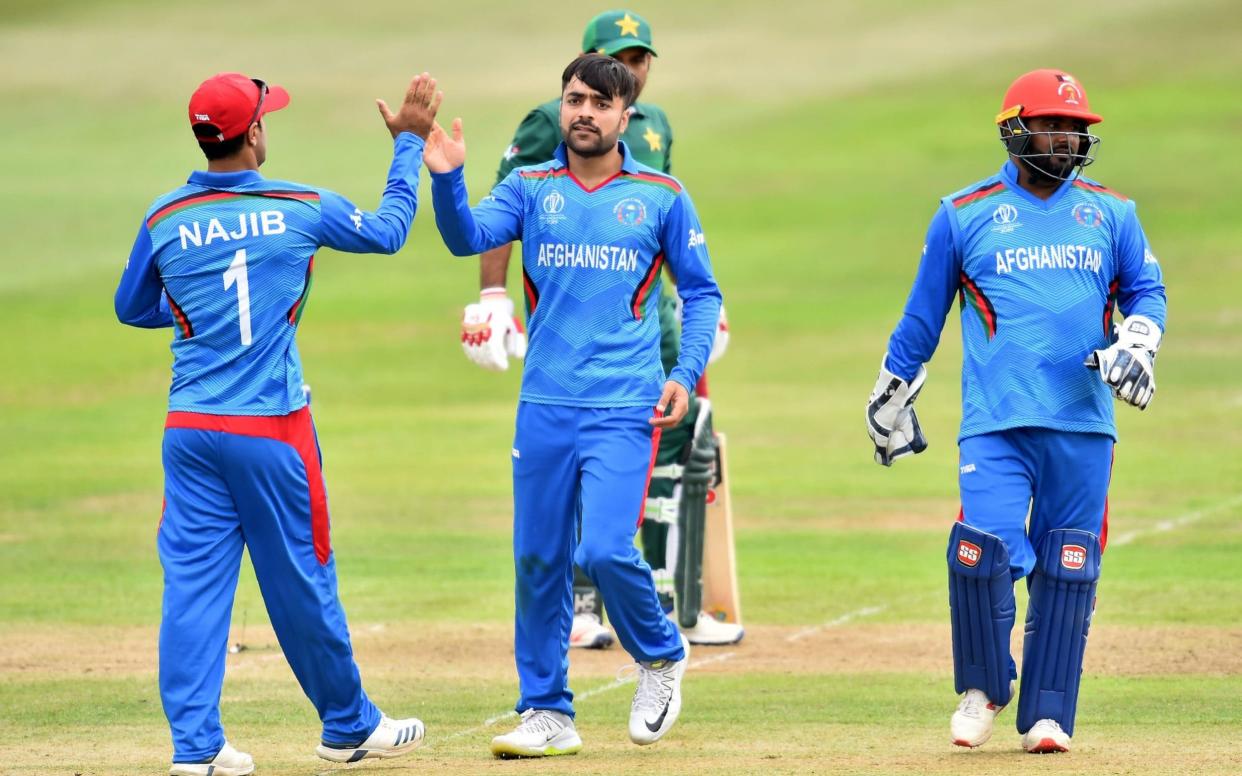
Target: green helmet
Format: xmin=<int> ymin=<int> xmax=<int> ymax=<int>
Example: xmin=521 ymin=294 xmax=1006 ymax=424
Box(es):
xmin=582 ymin=10 xmax=657 ymax=56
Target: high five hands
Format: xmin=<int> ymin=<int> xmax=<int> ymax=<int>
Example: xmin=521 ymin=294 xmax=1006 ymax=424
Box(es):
xmin=424 ymin=117 xmax=466 ymax=174
xmin=377 ymin=73 xmax=443 ymax=140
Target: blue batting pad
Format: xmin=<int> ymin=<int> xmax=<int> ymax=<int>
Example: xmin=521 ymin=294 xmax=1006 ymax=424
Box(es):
xmin=948 ymin=522 xmax=1016 ymax=706
xmin=1017 ymin=529 xmax=1101 ymax=736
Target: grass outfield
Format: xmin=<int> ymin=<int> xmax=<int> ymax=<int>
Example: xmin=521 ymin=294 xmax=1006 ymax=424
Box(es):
xmin=2 ymin=0 xmax=1241 ymax=774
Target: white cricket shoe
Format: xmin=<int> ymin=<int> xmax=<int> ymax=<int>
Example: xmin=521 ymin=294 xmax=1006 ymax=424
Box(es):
xmin=950 ymin=682 xmax=1014 ymax=748
xmin=678 ymin=611 xmax=744 ymax=645
xmin=629 ymin=635 xmax=689 ymax=745
xmin=315 ymin=714 xmax=424 ymax=763
xmin=490 ymin=709 xmax=582 ymax=758
xmin=169 ymin=742 xmax=254 ymax=776
xmin=1023 ymin=718 xmax=1071 ymax=753
xmin=569 ymin=612 xmax=614 ymax=649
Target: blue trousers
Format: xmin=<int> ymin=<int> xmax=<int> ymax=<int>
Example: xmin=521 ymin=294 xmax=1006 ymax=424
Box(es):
xmin=957 ymin=428 xmax=1113 ymax=682
xmin=959 ymin=428 xmax=1113 ymax=579
xmin=511 ymin=401 xmax=684 ymax=716
xmin=159 ymin=409 xmax=379 ymax=761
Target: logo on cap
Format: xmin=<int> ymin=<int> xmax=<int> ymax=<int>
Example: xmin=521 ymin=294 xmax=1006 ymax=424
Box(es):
xmin=615 ymin=12 xmax=641 ymax=37
xmin=957 ymin=540 xmax=982 ymax=567
xmin=1061 ymin=544 xmax=1087 ymax=570
xmin=1056 ymin=74 xmax=1081 ymax=105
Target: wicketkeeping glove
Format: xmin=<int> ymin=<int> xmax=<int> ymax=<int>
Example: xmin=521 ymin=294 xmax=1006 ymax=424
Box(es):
xmin=1086 ymin=314 xmax=1161 ymax=410
xmin=708 ymin=304 xmax=730 ymax=365
xmin=461 ymin=288 xmax=527 ymax=372
xmin=866 ymin=357 xmax=929 ymax=467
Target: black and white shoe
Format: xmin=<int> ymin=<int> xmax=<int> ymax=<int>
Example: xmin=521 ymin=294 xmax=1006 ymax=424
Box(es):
xmin=628 ymin=634 xmax=689 ymax=745
xmin=315 ymin=714 xmax=424 ymax=763
xmin=490 ymin=709 xmax=582 ymax=758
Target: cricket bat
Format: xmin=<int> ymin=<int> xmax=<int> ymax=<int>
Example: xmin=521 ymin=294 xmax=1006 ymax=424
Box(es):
xmin=700 ymin=431 xmax=742 ymax=626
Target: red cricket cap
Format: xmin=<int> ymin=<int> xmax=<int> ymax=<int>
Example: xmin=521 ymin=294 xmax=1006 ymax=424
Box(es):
xmin=188 ymin=72 xmax=290 ymax=143
xmin=996 ymin=69 xmax=1103 ymax=126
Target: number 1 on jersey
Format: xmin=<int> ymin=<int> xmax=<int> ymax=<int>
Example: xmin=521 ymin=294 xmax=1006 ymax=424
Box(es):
xmin=223 ymin=248 xmax=253 ymax=346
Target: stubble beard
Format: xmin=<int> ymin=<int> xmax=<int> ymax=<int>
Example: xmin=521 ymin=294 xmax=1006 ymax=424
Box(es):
xmin=565 ymin=124 xmax=619 ymax=158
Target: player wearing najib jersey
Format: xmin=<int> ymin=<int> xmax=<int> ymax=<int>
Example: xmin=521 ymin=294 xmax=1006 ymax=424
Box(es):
xmin=115 ymin=72 xmax=441 ymax=776
xmin=865 ymin=69 xmax=1166 ymax=754
xmin=425 ymin=54 xmax=721 ymax=758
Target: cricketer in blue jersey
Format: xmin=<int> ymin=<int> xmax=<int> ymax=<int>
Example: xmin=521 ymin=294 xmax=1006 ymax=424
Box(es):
xmin=866 ymin=69 xmax=1167 ymax=755
xmin=424 ymin=54 xmax=721 ymax=758
xmin=114 ymin=71 xmax=441 ymax=776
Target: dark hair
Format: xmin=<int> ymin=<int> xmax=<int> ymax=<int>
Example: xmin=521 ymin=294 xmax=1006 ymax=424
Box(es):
xmin=561 ymin=53 xmax=638 ymax=108
xmin=193 ymin=122 xmax=249 ymax=160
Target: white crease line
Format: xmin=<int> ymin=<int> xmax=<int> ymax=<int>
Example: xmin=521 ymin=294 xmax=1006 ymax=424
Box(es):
xmin=1110 ymin=494 xmax=1242 ymax=547
xmin=433 ymin=605 xmax=886 ymax=748
xmin=786 ymin=605 xmax=887 ymax=642
xmin=427 ymin=649 xmax=740 ymax=748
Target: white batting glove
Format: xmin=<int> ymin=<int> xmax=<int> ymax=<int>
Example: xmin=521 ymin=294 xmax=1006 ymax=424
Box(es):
xmin=707 ymin=304 xmax=730 ymax=364
xmin=1087 ymin=314 xmax=1161 ymax=410
xmin=866 ymin=357 xmax=929 ymax=467
xmin=461 ymin=288 xmax=527 ymax=372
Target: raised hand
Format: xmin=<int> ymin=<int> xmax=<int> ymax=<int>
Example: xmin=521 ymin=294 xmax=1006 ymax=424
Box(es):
xmin=376 ymin=73 xmax=443 ymax=140
xmin=424 ymin=117 xmax=466 ymax=174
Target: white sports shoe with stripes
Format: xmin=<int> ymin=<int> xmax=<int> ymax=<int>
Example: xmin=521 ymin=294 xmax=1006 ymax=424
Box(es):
xmin=1023 ymin=718 xmax=1071 ymax=753
xmin=950 ymin=682 xmax=1014 ymax=748
xmin=169 ymin=741 xmax=253 ymax=776
xmin=315 ymin=714 xmax=424 ymax=763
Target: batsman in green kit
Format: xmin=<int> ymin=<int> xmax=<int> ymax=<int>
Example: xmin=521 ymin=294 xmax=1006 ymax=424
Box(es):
xmin=458 ymin=10 xmax=741 ymax=648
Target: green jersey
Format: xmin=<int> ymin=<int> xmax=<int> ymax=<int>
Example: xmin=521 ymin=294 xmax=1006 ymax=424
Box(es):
xmin=494 ymin=97 xmax=673 ymax=184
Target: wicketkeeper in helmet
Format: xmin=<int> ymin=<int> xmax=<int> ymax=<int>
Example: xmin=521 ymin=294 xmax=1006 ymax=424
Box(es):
xmin=457 ymin=9 xmax=740 ymax=649
xmin=865 ymin=69 xmax=1167 ymax=753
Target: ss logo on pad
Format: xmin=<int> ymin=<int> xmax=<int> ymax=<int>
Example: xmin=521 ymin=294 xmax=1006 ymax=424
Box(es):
xmin=1061 ymin=545 xmax=1087 ymax=570
xmin=957 ymin=540 xmax=982 ymax=567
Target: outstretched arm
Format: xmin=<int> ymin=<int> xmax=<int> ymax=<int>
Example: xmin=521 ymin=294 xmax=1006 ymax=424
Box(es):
xmin=427 ymin=119 xmax=524 ymax=256
xmin=318 ymin=74 xmax=442 ymax=255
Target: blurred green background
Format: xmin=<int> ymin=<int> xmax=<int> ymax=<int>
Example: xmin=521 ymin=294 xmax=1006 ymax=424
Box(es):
xmin=1 ymin=1 xmax=1240 ymax=773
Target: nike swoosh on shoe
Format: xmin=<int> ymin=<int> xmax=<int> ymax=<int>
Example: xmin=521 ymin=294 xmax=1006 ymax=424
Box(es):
xmin=645 ymin=700 xmax=670 ymax=732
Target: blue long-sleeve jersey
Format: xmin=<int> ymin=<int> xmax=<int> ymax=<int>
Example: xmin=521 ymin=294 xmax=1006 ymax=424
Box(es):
xmin=115 ymin=132 xmax=425 ymax=415
xmin=886 ymin=161 xmax=1167 ymax=441
xmin=431 ymin=141 xmax=722 ymax=408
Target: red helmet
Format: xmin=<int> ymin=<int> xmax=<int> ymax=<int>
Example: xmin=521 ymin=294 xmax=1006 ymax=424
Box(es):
xmin=995 ymin=69 xmax=1103 ymax=126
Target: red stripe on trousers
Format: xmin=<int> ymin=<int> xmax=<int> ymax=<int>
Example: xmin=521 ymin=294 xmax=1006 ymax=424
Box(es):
xmin=164 ymin=406 xmax=332 ymax=565
xmin=1101 ymin=446 xmax=1115 ymax=551
xmin=637 ymin=426 xmax=663 ymax=527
